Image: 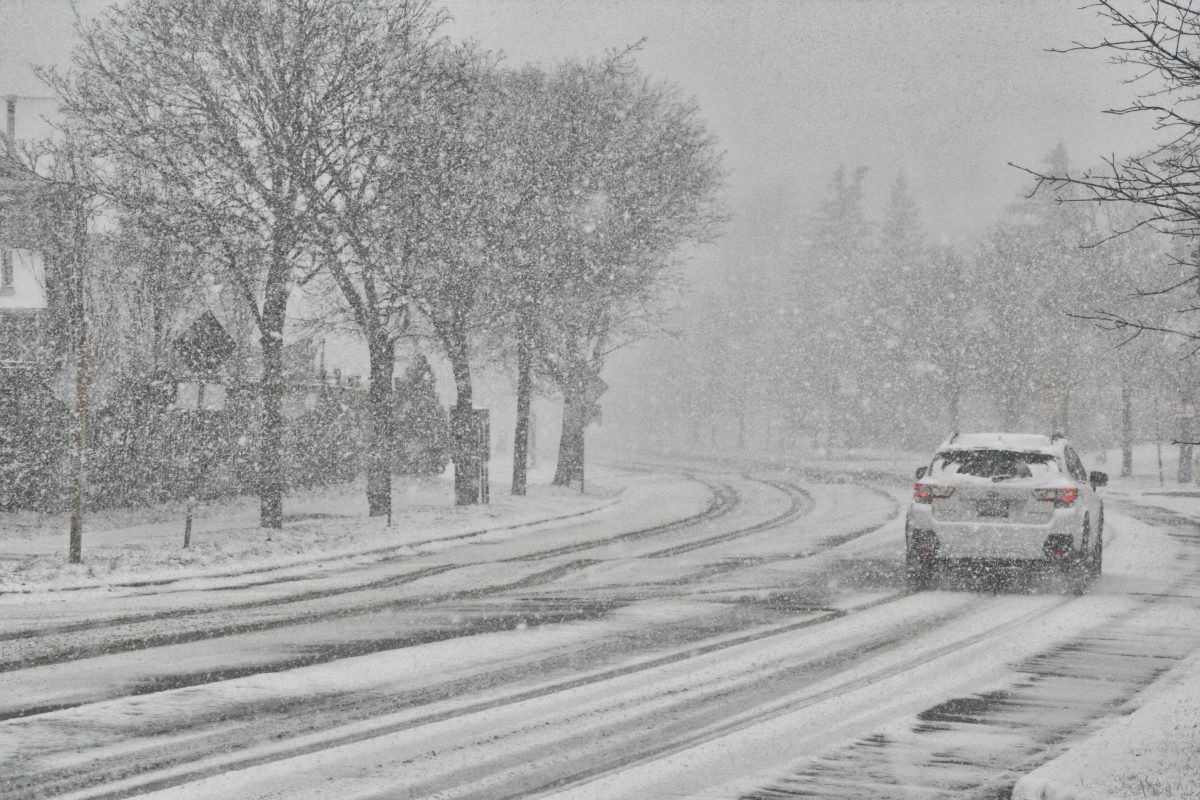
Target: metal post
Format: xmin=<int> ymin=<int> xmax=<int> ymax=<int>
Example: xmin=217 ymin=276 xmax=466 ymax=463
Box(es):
xmin=183 ymin=502 xmax=193 ymax=548
xmin=1156 ymin=394 xmax=1165 ymax=487
xmin=183 ymin=381 xmax=206 ymax=548
xmin=67 ymin=145 xmax=87 ymax=564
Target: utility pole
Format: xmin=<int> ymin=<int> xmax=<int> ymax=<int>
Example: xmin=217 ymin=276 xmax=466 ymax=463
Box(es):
xmin=1 ymin=95 xmax=85 ymax=560
xmin=3 ymin=97 xmax=14 ymax=294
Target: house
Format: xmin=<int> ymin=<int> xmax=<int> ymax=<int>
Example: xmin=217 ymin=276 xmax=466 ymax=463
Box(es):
xmin=0 ymin=95 xmax=56 ymax=369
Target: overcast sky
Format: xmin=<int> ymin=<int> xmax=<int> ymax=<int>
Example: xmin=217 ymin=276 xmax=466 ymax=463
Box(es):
xmin=445 ymin=1 xmax=1158 ymax=242
xmin=1 ymin=0 xmax=1161 ymax=244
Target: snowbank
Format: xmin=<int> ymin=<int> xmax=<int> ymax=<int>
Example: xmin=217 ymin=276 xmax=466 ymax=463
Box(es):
xmin=1012 ymin=647 xmax=1200 ymax=800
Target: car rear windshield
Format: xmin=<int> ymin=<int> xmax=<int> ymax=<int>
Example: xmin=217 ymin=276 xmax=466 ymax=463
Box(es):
xmin=929 ymin=450 xmax=1059 ymax=481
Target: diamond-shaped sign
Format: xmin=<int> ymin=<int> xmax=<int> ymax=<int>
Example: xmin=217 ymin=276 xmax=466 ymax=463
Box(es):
xmin=174 ymin=311 xmax=235 ymax=377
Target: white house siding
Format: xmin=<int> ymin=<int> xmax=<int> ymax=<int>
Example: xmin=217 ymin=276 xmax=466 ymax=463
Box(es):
xmin=1 ymin=95 xmax=56 ymax=364
xmin=0 ymin=247 xmax=45 ymax=308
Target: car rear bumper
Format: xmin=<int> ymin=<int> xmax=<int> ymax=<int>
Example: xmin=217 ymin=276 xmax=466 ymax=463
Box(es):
xmin=907 ymin=510 xmax=1082 ymax=561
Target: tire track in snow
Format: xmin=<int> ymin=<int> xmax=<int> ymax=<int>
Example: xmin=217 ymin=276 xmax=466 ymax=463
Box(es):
xmin=3 ymin=594 xmax=1009 ymax=800
xmin=0 ymin=472 xmax=740 ymax=668
xmin=2 ymin=469 xmax=829 ymax=700
xmin=732 ymin=505 xmax=1200 ymax=799
xmin=465 ymin=596 xmax=1075 ymax=800
xmin=0 ymin=470 xmax=847 ymax=677
xmin=0 ymin=466 xmax=904 ymax=800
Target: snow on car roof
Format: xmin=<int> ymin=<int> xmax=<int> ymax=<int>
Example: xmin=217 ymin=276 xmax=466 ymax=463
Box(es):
xmin=938 ymin=432 xmax=1058 ymax=453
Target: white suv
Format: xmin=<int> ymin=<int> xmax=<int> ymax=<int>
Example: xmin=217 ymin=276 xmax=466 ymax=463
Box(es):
xmin=905 ymin=432 xmax=1107 ymax=592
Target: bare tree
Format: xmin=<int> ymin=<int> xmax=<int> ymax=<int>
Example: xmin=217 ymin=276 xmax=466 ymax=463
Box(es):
xmin=386 ymin=48 xmax=507 ymax=506
xmin=524 ymin=55 xmax=724 ymax=489
xmin=799 ymin=166 xmax=873 ymax=449
xmin=1015 ymin=1 xmax=1200 ymax=346
xmin=292 ymin=1 xmax=449 ymax=518
xmin=44 ymin=0 xmax=412 ymax=528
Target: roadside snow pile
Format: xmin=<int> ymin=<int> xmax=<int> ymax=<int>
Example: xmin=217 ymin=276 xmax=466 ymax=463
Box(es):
xmin=1013 ymin=646 xmax=1200 ymax=799
xmin=0 ymin=464 xmax=625 ymax=595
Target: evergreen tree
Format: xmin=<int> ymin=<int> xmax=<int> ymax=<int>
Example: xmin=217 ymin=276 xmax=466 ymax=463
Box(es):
xmin=975 ymin=144 xmax=1096 ymax=432
xmin=392 ymin=355 xmax=450 ymax=477
xmin=803 ymin=165 xmax=873 ymax=447
xmin=866 ymin=170 xmax=927 ymax=446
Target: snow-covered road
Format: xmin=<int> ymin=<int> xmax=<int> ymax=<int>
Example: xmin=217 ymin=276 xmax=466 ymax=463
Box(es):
xmin=3 ymin=461 xmax=1199 ymax=799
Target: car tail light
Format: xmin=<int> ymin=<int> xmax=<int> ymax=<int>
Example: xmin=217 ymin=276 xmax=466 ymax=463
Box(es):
xmin=914 ymin=483 xmax=954 ymax=503
xmin=1033 ymin=487 xmax=1078 ymax=508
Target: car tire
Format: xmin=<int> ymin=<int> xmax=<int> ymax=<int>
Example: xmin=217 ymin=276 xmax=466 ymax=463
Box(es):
xmin=1065 ymin=558 xmax=1089 ymax=595
xmin=1065 ymin=520 xmax=1094 ymax=594
xmin=906 ymin=554 xmax=934 ymax=592
xmin=1088 ymin=519 xmax=1103 ymax=579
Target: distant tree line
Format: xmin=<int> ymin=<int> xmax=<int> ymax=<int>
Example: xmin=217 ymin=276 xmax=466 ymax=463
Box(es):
xmin=630 ymin=143 xmax=1188 ymax=464
xmin=628 ymin=0 xmax=1200 ymax=470
xmin=0 ymin=0 xmax=724 ymax=536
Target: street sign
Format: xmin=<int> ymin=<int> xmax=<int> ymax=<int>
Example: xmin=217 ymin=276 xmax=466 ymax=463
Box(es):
xmin=174 ymin=312 xmax=234 ymax=377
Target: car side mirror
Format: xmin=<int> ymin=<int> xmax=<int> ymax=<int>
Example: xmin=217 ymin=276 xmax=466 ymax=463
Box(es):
xmin=915 ymin=466 xmax=927 ymax=480
xmin=1089 ymin=471 xmax=1108 ymax=490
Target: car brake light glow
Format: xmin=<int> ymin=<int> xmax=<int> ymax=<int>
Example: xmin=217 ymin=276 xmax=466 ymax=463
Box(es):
xmin=914 ymin=483 xmax=954 ymax=503
xmin=1033 ymin=487 xmax=1078 ymax=508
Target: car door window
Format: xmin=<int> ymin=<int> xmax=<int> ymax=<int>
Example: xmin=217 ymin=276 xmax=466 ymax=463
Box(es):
xmin=1064 ymin=448 xmax=1087 ymax=483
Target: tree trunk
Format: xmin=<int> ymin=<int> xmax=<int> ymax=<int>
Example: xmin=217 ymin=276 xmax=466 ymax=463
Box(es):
xmin=553 ymin=374 xmax=585 ymax=490
xmin=1001 ymin=376 xmax=1022 ymax=431
xmin=947 ymin=367 xmax=961 ymax=432
xmin=68 ymin=318 xmax=87 ymax=564
xmin=366 ymin=333 xmax=396 ymax=517
xmin=1121 ymin=379 xmax=1134 ymax=478
xmin=447 ymin=336 xmax=481 ymax=506
xmin=1058 ymin=380 xmax=1071 ymax=438
xmin=257 ymin=220 xmax=294 ymax=530
xmin=736 ymin=400 xmax=746 ymax=450
xmin=259 ymin=329 xmax=285 ymax=529
xmin=511 ymin=306 xmax=534 ymax=496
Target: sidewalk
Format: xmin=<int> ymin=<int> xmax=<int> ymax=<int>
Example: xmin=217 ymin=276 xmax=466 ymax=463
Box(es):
xmin=0 ymin=462 xmax=622 ymax=595
xmin=1012 ymin=647 xmax=1200 ymax=799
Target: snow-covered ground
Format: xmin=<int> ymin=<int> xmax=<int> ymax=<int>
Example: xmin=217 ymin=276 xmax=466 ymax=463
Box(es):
xmin=0 ymin=461 xmax=623 ymax=594
xmin=615 ymin=442 xmax=1200 ymax=799
xmin=3 ymin=444 xmax=1200 ymax=798
xmin=1012 ymin=647 xmax=1200 ymax=800
xmin=1011 ymin=445 xmax=1200 ymax=800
